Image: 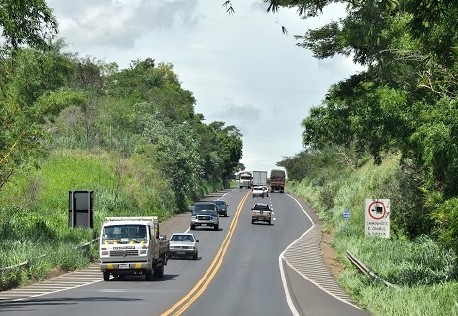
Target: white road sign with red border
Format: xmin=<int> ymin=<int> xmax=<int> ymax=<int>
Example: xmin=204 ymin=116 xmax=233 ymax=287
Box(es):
xmin=365 ymin=199 xmax=390 ymax=238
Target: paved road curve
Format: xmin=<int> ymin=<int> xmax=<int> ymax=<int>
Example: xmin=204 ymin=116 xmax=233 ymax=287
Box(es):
xmin=0 ymin=188 xmax=370 ymax=316
xmin=180 ymin=191 xmax=369 ymax=316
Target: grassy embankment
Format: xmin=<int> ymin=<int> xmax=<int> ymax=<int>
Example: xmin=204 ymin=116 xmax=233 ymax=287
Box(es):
xmin=0 ymin=149 xmax=191 ymax=290
xmin=291 ymin=154 xmax=458 ymax=316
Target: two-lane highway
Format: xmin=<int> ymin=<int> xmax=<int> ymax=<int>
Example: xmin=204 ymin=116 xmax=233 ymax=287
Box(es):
xmin=0 ymin=188 xmax=369 ymax=316
xmin=181 ymin=191 xmax=314 ymax=315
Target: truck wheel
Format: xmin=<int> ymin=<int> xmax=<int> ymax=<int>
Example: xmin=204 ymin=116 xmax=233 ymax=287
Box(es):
xmin=103 ymin=272 xmax=110 ymax=281
xmin=193 ymin=251 xmax=198 ymax=260
xmin=251 ymin=219 xmax=255 ymax=224
xmin=214 ymin=224 xmax=219 ymax=231
xmin=154 ymin=265 xmax=164 ymax=278
xmin=145 ymin=270 xmax=153 ymax=281
xmin=268 ymin=219 xmax=272 ymax=225
xmin=190 ymin=224 xmax=195 ymax=230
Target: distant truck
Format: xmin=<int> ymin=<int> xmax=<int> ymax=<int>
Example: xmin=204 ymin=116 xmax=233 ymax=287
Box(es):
xmin=252 ymin=170 xmax=268 ymax=186
xmin=99 ymin=216 xmax=169 ymax=281
xmin=270 ymin=169 xmax=286 ymax=193
xmin=239 ymin=171 xmax=253 ymax=189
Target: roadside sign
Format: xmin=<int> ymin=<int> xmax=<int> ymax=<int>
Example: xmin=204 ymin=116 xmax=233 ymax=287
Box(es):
xmin=365 ymin=199 xmax=390 ymax=238
xmin=68 ymin=190 xmax=94 ymax=228
xmin=343 ymin=208 xmax=350 ymax=219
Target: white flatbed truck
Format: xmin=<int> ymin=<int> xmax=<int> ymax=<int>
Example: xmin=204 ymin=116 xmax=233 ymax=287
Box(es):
xmin=99 ymin=216 xmax=169 ymax=281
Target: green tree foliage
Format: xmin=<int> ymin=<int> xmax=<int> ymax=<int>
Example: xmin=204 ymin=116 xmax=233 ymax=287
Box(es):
xmin=0 ymin=46 xmax=78 ymax=189
xmin=260 ymin=0 xmax=458 ymax=242
xmin=142 ymin=115 xmax=204 ymax=210
xmin=278 ymin=147 xmax=355 ymax=182
xmin=107 ymin=59 xmax=196 ymax=122
xmin=0 ymin=0 xmax=242 ymax=289
xmin=206 ymin=122 xmax=243 ymax=181
xmin=0 ymin=0 xmax=57 ymax=50
xmin=39 ymin=55 xmax=243 ymax=209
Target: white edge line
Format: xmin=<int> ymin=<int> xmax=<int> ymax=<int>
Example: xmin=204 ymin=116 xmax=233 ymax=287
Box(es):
xmin=282 ymin=254 xmax=362 ymax=310
xmin=278 ymin=194 xmax=362 ymax=314
xmin=279 ymin=254 xmax=301 ymax=316
xmin=12 ymin=279 xmax=103 ymax=302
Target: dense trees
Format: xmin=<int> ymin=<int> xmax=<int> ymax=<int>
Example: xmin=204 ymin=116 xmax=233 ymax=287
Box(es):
xmin=258 ymin=0 xmax=458 ymax=249
xmin=0 ymin=0 xmax=57 ymax=50
xmin=5 ymin=50 xmax=244 ymax=206
xmin=0 ymin=1 xmax=243 ymax=208
xmin=0 ymin=1 xmax=65 ymax=190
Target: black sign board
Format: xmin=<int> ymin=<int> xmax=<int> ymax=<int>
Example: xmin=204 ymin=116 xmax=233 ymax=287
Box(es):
xmin=68 ymin=190 xmax=94 ymax=228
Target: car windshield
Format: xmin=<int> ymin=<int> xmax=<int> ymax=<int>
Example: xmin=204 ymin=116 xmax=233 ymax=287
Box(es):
xmin=171 ymin=234 xmax=193 ymax=242
xmin=102 ymin=224 xmax=147 ymax=243
xmin=193 ymin=209 xmax=218 ymax=216
xmin=193 ymin=203 xmax=216 ymax=212
xmin=253 ymin=204 xmax=270 ymax=211
xmin=213 ymin=201 xmax=225 ymax=207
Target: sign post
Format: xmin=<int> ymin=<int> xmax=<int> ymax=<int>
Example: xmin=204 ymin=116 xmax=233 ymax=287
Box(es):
xmin=68 ymin=190 xmax=94 ymax=228
xmin=365 ymin=199 xmax=390 ymax=238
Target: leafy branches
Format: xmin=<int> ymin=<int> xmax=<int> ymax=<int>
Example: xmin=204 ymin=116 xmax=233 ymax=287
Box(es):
xmin=0 ymin=0 xmax=58 ymax=50
xmin=0 ymin=46 xmax=77 ymax=190
xmin=223 ymin=1 xmax=235 ymax=14
xmin=275 ymin=0 xmax=458 ymax=241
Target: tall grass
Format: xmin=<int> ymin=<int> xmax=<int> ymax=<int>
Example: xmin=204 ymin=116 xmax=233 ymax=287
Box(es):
xmin=0 ymin=149 xmax=179 ymax=289
xmin=292 ymin=154 xmax=458 ymax=316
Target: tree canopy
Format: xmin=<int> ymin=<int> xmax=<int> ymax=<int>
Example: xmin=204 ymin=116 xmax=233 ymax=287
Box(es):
xmin=258 ymin=0 xmax=458 ymax=246
xmin=0 ymin=0 xmax=57 ymax=50
xmin=0 ymin=1 xmax=243 ymax=209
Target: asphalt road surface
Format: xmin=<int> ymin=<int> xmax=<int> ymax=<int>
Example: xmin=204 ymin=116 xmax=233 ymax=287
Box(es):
xmin=0 ymin=188 xmax=370 ymax=316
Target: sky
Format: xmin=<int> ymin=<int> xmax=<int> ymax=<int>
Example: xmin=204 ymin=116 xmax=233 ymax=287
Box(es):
xmin=46 ymin=0 xmax=364 ymax=174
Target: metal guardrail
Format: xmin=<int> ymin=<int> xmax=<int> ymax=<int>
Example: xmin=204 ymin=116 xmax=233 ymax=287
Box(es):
xmin=77 ymin=238 xmax=99 ymax=250
xmin=0 ymin=238 xmax=99 ymax=273
xmin=346 ymin=251 xmax=400 ymax=290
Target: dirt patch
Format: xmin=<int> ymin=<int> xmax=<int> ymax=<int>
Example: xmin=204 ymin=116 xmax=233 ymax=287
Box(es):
xmin=320 ymin=228 xmax=344 ymax=279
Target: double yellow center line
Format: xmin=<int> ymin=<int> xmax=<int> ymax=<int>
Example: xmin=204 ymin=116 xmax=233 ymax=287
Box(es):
xmin=161 ymin=191 xmax=250 ymax=316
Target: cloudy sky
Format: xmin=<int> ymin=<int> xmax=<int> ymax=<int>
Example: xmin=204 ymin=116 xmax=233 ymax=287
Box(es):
xmin=47 ymin=0 xmax=363 ymax=174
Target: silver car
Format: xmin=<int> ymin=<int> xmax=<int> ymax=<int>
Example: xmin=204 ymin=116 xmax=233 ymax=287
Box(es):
xmin=169 ymin=233 xmax=199 ymax=260
xmin=252 ymin=186 xmax=265 ymax=198
xmin=251 ymin=203 xmax=273 ymax=225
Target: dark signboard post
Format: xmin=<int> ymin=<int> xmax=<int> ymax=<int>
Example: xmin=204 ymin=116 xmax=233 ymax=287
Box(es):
xmin=68 ymin=190 xmax=94 ymax=228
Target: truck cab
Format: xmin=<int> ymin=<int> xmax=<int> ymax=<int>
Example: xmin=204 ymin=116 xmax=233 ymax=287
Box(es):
xmin=239 ymin=171 xmax=253 ymax=189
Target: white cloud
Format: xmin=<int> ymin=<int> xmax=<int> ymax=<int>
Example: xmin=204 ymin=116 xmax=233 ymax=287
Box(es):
xmin=49 ymin=0 xmax=199 ymax=49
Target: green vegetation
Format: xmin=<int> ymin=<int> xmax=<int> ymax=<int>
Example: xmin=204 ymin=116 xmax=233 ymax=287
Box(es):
xmin=2 ymin=2 xmax=458 ymax=313
xmin=272 ymin=1 xmax=458 ymax=314
xmin=0 ymin=3 xmax=243 ymax=289
xmin=290 ymin=153 xmax=458 ymax=315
